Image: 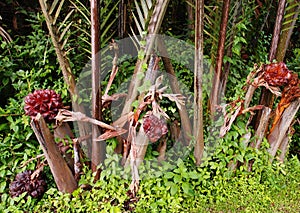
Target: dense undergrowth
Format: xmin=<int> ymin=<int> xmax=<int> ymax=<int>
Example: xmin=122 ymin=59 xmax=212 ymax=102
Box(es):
xmin=1 ymin=4 xmax=300 ymax=212
xmin=2 ymin=146 xmax=300 ymax=212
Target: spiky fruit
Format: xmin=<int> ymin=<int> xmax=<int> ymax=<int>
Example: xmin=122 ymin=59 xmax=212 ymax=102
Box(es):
xmin=24 ymin=89 xmax=63 ymax=122
xmin=263 ymin=62 xmax=292 ymax=87
xmin=143 ymin=114 xmax=168 ymax=143
xmin=9 ymin=170 xmax=47 ymax=198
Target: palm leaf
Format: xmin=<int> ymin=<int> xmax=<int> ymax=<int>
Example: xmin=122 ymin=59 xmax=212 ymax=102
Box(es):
xmin=69 ymin=0 xmax=119 ymax=52
xmin=281 ymin=0 xmax=300 ymax=32
xmin=58 ymin=9 xmax=75 ymax=31
xmin=131 ymin=0 xmax=154 ymax=35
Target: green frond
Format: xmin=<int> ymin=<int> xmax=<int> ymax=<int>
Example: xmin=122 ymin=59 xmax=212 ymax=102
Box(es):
xmin=134 ymin=0 xmax=146 ymax=30
xmin=281 ymin=0 xmax=300 ymax=32
xmin=49 ymin=0 xmax=60 ymax=15
xmin=59 ymin=21 xmax=73 ymax=42
xmin=131 ymin=0 xmax=155 ymax=35
xmin=101 ymin=1 xmax=120 ymax=31
xmin=132 ymin=11 xmax=144 ymax=35
xmin=53 ymin=0 xmax=65 ymax=25
xmin=58 ymin=9 xmax=75 ymax=31
xmin=69 ymin=0 xmax=91 ymax=25
xmin=141 ymin=0 xmax=150 ymax=19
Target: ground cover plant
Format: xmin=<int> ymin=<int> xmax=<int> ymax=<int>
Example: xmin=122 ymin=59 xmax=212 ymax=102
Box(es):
xmin=0 ymin=0 xmax=300 ymax=212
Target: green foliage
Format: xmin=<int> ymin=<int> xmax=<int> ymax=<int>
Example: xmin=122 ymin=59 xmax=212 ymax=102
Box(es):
xmin=2 ymin=152 xmax=297 ymax=212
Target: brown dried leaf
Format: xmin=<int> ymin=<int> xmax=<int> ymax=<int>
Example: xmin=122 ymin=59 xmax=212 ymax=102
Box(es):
xmin=95 ymin=128 xmax=128 ymax=141
xmin=56 ymin=109 xmax=116 ymax=130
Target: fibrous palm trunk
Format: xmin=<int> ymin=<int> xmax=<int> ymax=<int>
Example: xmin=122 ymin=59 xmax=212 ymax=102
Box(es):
xmin=194 ymin=0 xmax=205 ymax=165
xmin=209 ymin=0 xmax=231 ymax=117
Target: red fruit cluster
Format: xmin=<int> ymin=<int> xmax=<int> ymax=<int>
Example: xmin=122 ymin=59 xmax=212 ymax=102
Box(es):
xmin=263 ymin=62 xmax=292 ymax=86
xmin=24 ymin=89 xmax=63 ymax=122
xmin=143 ymin=114 xmax=168 ymax=143
xmin=9 ymin=170 xmax=47 ymax=198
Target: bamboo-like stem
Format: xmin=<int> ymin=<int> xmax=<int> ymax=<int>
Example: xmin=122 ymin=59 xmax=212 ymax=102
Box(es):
xmin=194 ymin=0 xmax=205 ymax=165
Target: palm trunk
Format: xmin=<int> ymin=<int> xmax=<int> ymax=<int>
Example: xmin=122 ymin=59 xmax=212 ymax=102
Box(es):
xmin=220 ymin=1 xmax=242 ymax=95
xmin=91 ymin=0 xmax=105 ymax=173
xmin=120 ymin=0 xmax=170 ymax=119
xmin=194 ymin=0 xmax=205 ymax=165
xmin=276 ymin=0 xmax=300 ymax=62
xmin=209 ymin=0 xmax=230 ymax=117
xmin=253 ymin=0 xmax=286 ymax=131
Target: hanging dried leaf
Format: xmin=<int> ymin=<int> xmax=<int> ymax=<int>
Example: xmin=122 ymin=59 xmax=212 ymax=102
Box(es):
xmin=271 ymin=73 xmax=300 ymax=131
xmin=95 ymin=129 xmax=128 ymax=141
xmin=56 ymin=109 xmax=116 ymax=131
xmin=219 ymin=100 xmax=265 ymax=138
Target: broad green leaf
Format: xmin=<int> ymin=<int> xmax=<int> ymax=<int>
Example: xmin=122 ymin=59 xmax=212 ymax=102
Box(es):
xmin=170 ymin=184 xmax=178 ymax=196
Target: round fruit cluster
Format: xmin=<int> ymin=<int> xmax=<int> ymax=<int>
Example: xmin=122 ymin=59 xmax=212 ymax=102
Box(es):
xmin=24 ymin=89 xmax=63 ymax=122
xmin=263 ymin=62 xmax=292 ymax=87
xmin=9 ymin=170 xmax=47 ymax=198
xmin=143 ymin=114 xmax=168 ymax=143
